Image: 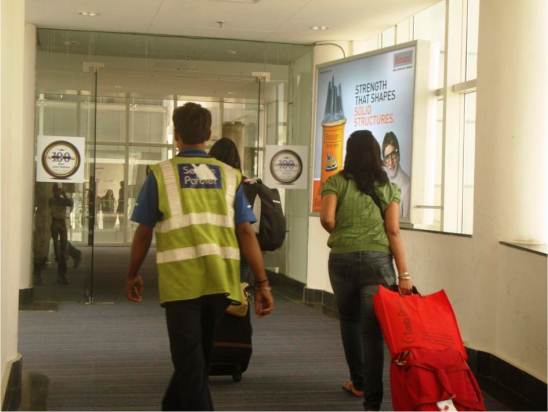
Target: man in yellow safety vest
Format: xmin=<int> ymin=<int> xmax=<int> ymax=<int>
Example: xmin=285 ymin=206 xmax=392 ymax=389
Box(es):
xmin=125 ymin=102 xmax=274 ymax=410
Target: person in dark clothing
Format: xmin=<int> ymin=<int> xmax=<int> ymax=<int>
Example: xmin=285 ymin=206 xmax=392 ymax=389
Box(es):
xmin=100 ymin=189 xmax=116 ymax=229
xmin=209 ymin=137 xmax=252 ymax=283
xmin=49 ymin=184 xmax=73 ymax=284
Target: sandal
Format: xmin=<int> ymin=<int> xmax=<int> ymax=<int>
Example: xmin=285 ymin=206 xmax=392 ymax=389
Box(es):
xmin=342 ymin=380 xmax=364 ymax=397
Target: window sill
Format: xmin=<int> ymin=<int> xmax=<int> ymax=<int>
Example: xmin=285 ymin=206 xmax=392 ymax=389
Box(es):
xmin=401 ymin=223 xmax=472 ymax=238
xmin=499 ymin=241 xmax=547 ymax=257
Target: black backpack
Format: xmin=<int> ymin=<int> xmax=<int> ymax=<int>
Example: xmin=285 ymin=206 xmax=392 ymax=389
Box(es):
xmin=243 ymin=179 xmax=286 ymax=251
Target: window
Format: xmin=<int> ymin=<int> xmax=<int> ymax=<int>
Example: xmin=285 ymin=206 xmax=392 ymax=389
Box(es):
xmin=381 ymin=27 xmax=396 ymax=47
xmin=414 ymin=1 xmax=446 ymax=89
xmin=465 ymin=0 xmax=480 ymax=80
xmin=461 ymin=92 xmax=476 ymax=233
xmin=356 ymin=0 xmax=480 ymax=234
xmin=396 ymin=18 xmax=413 ymax=44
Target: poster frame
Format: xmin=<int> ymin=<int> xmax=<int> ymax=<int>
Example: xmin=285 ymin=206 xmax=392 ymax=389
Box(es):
xmin=309 ymin=40 xmax=424 ymax=222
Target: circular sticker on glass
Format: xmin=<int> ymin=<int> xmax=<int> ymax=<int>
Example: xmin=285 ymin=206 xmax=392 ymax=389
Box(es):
xmin=41 ymin=140 xmax=81 ymax=179
xmin=269 ymin=149 xmax=303 ymax=184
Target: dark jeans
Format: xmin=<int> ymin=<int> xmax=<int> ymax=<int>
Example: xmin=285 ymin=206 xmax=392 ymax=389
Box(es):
xmin=162 ymin=294 xmax=229 ymax=411
xmin=51 ymin=219 xmax=68 ymax=276
xmin=328 ymin=251 xmax=396 ymax=410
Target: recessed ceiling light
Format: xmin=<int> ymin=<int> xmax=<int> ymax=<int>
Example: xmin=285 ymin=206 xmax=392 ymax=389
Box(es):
xmin=78 ymin=11 xmax=100 ymax=17
xmin=310 ymin=25 xmax=329 ymax=31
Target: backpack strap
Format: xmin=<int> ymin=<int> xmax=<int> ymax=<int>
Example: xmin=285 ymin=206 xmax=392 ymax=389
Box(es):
xmin=366 ymin=187 xmax=385 ymax=220
xmin=242 ymin=179 xmax=258 ymax=205
xmin=339 ymin=173 xmax=385 ymax=219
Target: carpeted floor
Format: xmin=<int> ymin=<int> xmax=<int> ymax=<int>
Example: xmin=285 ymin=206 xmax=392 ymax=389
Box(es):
xmin=19 ymin=247 xmax=508 ymax=411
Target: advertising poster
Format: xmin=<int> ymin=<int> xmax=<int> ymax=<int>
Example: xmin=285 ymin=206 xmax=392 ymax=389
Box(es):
xmin=264 ymin=145 xmax=308 ymax=190
xmin=312 ymin=46 xmax=415 ymax=221
xmin=36 ymin=135 xmax=86 ymax=183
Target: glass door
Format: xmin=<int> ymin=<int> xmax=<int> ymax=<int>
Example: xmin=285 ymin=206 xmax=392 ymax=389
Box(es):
xmin=32 ymin=91 xmax=96 ymax=302
xmin=33 ymin=76 xmax=176 ymax=303
xmin=32 ymin=73 xmax=266 ymax=303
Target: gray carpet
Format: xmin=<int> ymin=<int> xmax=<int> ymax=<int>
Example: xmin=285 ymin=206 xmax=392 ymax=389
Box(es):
xmin=19 ymin=247 xmax=508 ymax=411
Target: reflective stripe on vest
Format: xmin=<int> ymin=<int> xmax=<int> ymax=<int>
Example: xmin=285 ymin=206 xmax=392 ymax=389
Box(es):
xmin=155 ymin=160 xmax=238 ymax=233
xmin=157 ymin=243 xmax=240 ymax=264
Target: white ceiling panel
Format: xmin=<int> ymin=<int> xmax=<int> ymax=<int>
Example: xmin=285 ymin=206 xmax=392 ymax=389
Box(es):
xmin=274 ymin=0 xmax=438 ymax=43
xmin=148 ymin=0 xmax=311 ymax=37
xmin=26 ymin=0 xmax=164 ymax=32
xmin=27 ymin=0 xmax=440 ymax=44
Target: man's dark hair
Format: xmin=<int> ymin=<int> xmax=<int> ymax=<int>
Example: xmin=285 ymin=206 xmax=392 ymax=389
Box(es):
xmin=382 ymin=131 xmax=400 ymax=155
xmin=172 ymin=102 xmax=212 ymax=144
xmin=342 ymin=130 xmax=389 ymax=195
xmin=209 ymin=137 xmax=241 ymax=171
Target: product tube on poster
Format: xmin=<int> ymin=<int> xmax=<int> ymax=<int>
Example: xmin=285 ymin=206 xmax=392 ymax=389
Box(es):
xmin=320 ymin=76 xmax=346 ymax=185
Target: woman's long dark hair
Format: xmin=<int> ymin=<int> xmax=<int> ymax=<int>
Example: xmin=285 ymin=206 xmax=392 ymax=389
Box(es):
xmin=342 ymin=130 xmax=389 ymax=194
xmin=209 ymin=137 xmax=242 ymax=171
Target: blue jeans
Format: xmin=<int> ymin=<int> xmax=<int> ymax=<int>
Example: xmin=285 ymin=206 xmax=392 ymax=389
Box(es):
xmin=328 ymin=251 xmax=396 ymax=410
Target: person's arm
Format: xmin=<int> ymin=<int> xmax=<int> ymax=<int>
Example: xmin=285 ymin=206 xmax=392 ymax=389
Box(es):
xmin=320 ymin=194 xmax=337 ymax=233
xmin=384 ymin=202 xmax=412 ymax=293
xmin=61 ymin=191 xmax=74 ymax=208
xmin=125 ymin=224 xmax=153 ymax=303
xmin=236 ymin=222 xmax=274 ymax=317
xmin=124 ymin=173 xmax=161 ymax=303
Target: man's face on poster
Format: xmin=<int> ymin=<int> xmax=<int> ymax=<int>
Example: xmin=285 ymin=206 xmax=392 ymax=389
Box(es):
xmin=383 ymin=144 xmax=400 ymax=174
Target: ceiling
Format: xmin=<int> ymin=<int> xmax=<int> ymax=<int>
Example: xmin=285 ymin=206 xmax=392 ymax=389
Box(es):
xmin=27 ymin=0 xmax=439 ymax=44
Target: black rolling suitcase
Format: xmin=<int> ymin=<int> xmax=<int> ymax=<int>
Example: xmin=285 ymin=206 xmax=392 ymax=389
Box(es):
xmin=209 ymin=288 xmax=252 ymax=382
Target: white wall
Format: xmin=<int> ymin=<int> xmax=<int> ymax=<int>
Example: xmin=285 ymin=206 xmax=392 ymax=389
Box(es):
xmin=494 ymin=247 xmax=546 ymax=380
xmin=305 ymin=2 xmax=548 ymax=383
xmin=20 ymin=24 xmax=36 ymax=290
xmin=1 ymin=0 xmax=26 ymax=403
xmin=474 ymin=0 xmax=548 ymax=245
xmin=284 ymin=51 xmax=313 ymax=283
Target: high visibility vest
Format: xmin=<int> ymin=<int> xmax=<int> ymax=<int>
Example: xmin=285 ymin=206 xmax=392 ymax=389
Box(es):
xmin=150 ymin=155 xmax=242 ymax=304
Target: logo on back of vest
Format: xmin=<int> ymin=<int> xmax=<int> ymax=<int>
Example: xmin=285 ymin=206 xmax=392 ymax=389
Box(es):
xmin=179 ymin=164 xmax=222 ymax=189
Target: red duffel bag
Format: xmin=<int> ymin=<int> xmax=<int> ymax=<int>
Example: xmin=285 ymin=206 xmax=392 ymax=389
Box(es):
xmin=373 ymin=286 xmax=467 ymax=359
xmin=374 ymin=286 xmax=485 ymax=411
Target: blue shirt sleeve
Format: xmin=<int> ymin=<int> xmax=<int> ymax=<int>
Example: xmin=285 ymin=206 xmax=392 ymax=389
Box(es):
xmin=131 ymin=173 xmax=163 ymax=228
xmin=235 ymin=185 xmax=256 ymax=225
